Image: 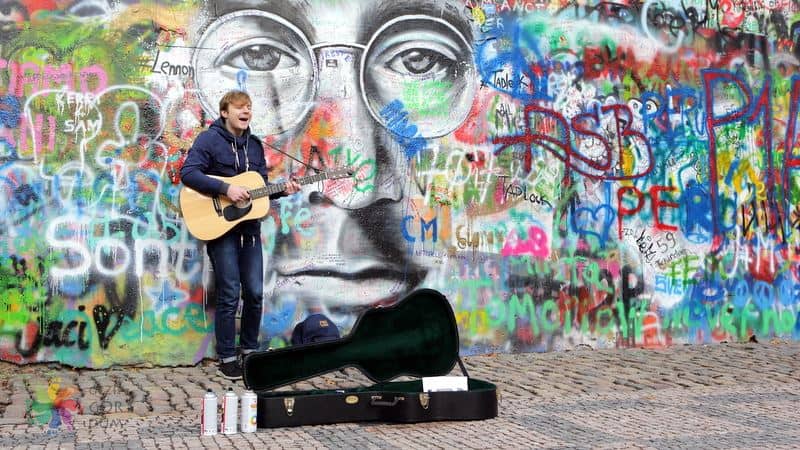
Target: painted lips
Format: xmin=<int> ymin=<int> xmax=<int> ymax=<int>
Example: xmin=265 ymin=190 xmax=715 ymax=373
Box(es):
xmin=273 ymin=261 xmax=425 ymax=308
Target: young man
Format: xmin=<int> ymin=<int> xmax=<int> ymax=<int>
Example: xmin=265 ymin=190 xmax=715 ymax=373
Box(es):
xmin=180 ymin=90 xmax=300 ymax=380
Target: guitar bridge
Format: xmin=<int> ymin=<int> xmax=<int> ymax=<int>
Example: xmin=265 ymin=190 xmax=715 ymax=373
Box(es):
xmin=212 ymin=196 xmax=223 ymax=217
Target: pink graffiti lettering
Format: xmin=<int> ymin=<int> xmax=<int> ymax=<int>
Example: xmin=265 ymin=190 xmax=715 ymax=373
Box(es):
xmin=0 ymin=59 xmax=108 ymax=96
xmin=501 ymin=226 xmax=549 ymax=258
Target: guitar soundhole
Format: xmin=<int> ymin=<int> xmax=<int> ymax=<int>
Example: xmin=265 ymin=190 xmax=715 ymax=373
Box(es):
xmin=222 ymin=202 xmax=253 ymax=221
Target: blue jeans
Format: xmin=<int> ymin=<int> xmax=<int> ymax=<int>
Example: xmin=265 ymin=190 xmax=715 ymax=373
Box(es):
xmin=206 ymin=232 xmax=263 ymax=362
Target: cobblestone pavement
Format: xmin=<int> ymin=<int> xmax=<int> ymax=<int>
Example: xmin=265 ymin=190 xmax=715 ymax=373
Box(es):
xmin=0 ymin=341 xmax=798 ymax=449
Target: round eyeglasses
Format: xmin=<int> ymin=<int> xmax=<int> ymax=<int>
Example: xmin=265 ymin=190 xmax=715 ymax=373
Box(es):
xmin=192 ymin=10 xmax=477 ymax=139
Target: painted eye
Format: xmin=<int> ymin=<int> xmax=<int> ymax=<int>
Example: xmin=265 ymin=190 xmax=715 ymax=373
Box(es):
xmin=386 ymin=48 xmax=453 ymax=76
xmin=67 ymin=0 xmax=111 ymax=18
xmin=218 ymin=42 xmax=299 ymax=72
xmin=193 ymin=10 xmax=318 ymax=136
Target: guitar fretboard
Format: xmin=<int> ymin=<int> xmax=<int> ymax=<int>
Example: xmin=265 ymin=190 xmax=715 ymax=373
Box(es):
xmin=248 ymin=172 xmax=330 ymax=199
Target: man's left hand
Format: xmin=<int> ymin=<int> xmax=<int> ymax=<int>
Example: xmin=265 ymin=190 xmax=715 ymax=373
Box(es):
xmin=284 ymin=179 xmax=301 ymax=195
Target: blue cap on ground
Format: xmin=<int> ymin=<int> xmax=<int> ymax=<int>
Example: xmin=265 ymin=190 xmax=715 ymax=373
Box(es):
xmin=291 ymin=314 xmax=340 ymax=345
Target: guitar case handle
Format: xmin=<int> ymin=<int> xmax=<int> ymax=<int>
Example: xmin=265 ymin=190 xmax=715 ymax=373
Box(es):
xmin=370 ymin=395 xmax=404 ymax=407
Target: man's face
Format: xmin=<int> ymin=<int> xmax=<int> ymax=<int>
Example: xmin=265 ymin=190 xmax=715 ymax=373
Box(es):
xmin=221 ymin=100 xmax=253 ymax=134
xmin=221 ymin=100 xmax=252 ymax=135
xmin=192 ymin=0 xmax=476 ymax=321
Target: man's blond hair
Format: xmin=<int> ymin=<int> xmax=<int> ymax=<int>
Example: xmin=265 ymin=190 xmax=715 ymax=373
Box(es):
xmin=219 ymin=90 xmax=251 ymax=114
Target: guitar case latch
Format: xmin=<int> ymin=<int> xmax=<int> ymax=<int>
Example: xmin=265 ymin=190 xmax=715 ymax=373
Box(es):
xmin=419 ymin=393 xmax=430 ymax=410
xmin=284 ymin=397 xmax=295 ymax=416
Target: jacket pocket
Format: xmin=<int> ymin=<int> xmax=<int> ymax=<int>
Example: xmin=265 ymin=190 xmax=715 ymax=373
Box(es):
xmin=214 ymin=151 xmax=238 ymax=174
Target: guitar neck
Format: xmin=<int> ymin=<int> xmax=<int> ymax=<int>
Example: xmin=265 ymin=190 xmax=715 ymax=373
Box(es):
xmin=248 ymin=171 xmax=330 ymax=199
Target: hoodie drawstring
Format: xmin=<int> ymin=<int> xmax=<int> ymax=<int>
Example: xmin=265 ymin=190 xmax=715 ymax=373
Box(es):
xmin=231 ymin=140 xmax=250 ymax=173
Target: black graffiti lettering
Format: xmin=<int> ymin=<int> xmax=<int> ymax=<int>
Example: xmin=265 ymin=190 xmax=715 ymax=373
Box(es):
xmin=622 ymin=265 xmax=645 ymax=305
xmin=14 ymin=325 xmax=41 ymax=357
xmin=93 ymin=305 xmax=125 ymax=349
xmin=13 ymin=317 xmax=90 ymax=356
xmin=61 ymin=320 xmax=78 ymax=347
xmin=77 ymin=321 xmax=90 ymax=350
xmin=43 ymin=321 xmax=64 ymax=347
xmin=501 ymin=179 xmax=553 ymax=208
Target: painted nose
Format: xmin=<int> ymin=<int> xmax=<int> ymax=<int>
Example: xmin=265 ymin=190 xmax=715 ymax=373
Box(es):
xmin=301 ymin=46 xmax=404 ymax=209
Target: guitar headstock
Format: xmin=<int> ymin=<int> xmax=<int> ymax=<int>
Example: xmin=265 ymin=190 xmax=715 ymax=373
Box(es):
xmin=326 ymin=166 xmax=356 ymax=180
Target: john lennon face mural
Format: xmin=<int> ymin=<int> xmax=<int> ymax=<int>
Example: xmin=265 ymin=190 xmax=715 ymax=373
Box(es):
xmin=189 ymin=0 xmax=479 ymax=318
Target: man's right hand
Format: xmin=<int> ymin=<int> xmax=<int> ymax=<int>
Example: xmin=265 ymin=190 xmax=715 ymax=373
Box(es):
xmin=226 ymin=185 xmax=250 ymax=202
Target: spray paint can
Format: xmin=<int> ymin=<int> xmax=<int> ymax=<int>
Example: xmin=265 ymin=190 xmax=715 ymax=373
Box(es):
xmin=240 ymin=390 xmax=258 ymax=432
xmin=201 ymin=389 xmax=217 ymax=436
xmin=221 ymin=387 xmax=239 ymax=434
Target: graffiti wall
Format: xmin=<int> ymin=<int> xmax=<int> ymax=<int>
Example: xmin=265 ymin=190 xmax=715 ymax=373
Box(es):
xmin=1 ymin=0 xmax=799 ymax=367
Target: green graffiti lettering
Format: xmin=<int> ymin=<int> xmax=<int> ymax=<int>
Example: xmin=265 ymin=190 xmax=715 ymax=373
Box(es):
xmin=160 ymin=305 xmax=187 ymax=335
xmin=468 ymin=309 xmax=488 ymax=335
xmin=540 ymin=299 xmax=559 ymax=333
xmin=739 ymin=303 xmax=759 ymax=340
xmin=720 ymin=303 xmax=736 ymax=336
xmin=615 ymin=299 xmax=628 ymax=338
xmin=124 ymin=310 xmax=154 ymax=340
xmin=508 ymin=293 xmax=539 ymax=336
xmin=328 ymin=146 xmax=375 ymax=192
xmin=760 ymin=307 xmax=779 ymax=336
xmin=581 ymin=310 xmax=590 ymax=334
xmin=596 ymin=306 xmax=615 ymax=335
xmin=778 ymin=308 xmax=797 ymax=335
xmin=184 ymin=303 xmax=211 ymax=333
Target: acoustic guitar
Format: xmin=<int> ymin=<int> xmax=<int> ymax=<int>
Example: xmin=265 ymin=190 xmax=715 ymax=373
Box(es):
xmin=179 ymin=167 xmax=353 ymax=241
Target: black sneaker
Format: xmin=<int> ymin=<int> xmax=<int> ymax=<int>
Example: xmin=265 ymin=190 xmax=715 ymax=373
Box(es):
xmin=216 ymin=361 xmax=242 ymax=380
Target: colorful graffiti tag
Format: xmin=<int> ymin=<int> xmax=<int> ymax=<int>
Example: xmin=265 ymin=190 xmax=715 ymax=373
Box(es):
xmin=1 ymin=0 xmax=800 ymax=367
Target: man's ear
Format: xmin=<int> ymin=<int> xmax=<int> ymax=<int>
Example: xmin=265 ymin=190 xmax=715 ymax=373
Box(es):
xmin=220 ymin=109 xmax=229 ymax=119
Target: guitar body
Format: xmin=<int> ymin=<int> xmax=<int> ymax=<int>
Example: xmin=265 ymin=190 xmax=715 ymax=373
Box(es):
xmin=179 ymin=171 xmax=270 ymax=241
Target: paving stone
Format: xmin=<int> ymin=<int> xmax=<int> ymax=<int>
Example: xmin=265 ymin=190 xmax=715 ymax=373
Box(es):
xmin=131 ymin=402 xmax=150 ymax=416
xmin=149 ymin=404 xmax=174 ymax=414
xmin=3 ymin=405 xmax=28 ymax=418
xmin=145 ymin=391 xmax=169 ymax=401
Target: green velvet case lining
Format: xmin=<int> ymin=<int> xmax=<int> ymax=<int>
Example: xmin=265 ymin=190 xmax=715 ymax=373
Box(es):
xmin=243 ymin=289 xmax=460 ymax=391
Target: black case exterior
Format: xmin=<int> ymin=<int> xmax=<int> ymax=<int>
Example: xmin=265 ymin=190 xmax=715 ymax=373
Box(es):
xmin=244 ymin=289 xmax=498 ymax=428
xmin=256 ymin=380 xmax=498 ymax=428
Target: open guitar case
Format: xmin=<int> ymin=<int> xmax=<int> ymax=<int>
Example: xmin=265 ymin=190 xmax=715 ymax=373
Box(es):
xmin=242 ymin=288 xmax=498 ymax=428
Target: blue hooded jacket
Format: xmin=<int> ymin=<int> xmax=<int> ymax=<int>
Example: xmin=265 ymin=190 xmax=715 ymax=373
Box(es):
xmin=180 ymin=117 xmax=283 ymax=236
